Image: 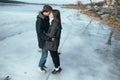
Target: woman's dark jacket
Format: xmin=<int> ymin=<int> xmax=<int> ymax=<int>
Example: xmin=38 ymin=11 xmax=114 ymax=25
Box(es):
xmin=44 ymin=20 xmax=62 ymax=51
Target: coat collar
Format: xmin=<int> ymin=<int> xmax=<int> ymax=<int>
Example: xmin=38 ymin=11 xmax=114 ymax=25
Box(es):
xmin=38 ymin=12 xmax=45 ymax=19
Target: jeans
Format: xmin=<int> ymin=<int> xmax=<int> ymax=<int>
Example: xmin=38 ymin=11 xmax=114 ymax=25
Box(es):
xmin=39 ymin=48 xmax=48 ymax=68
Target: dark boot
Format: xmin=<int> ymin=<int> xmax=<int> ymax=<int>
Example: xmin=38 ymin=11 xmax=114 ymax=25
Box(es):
xmin=52 ymin=68 xmax=62 ymax=74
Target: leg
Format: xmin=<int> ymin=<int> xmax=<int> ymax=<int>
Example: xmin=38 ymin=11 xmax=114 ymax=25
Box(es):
xmin=50 ymin=51 xmax=60 ymax=68
xmin=50 ymin=51 xmax=62 ymax=74
xmin=39 ymin=48 xmax=48 ymax=68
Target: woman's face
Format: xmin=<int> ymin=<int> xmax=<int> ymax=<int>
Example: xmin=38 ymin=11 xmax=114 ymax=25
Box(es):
xmin=50 ymin=12 xmax=54 ymax=19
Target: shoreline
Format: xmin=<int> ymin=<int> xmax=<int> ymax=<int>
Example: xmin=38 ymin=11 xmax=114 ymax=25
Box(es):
xmin=0 ymin=1 xmax=120 ymax=31
xmin=62 ymin=3 xmax=120 ymax=31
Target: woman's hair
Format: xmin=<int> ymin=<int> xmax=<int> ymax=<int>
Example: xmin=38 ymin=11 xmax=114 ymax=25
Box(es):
xmin=42 ymin=5 xmax=52 ymax=12
xmin=52 ymin=10 xmax=62 ymax=28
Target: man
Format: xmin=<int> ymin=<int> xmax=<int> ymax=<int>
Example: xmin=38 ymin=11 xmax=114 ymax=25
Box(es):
xmin=36 ymin=5 xmax=52 ymax=72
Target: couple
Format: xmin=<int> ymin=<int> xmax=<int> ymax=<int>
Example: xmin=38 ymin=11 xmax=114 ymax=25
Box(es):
xmin=36 ymin=5 xmax=62 ymax=74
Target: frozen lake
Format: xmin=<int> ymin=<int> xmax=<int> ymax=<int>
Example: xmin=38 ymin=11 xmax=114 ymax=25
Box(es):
xmin=0 ymin=2 xmax=120 ymax=80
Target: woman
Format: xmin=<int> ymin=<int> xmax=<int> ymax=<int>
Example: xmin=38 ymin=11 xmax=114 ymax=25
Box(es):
xmin=44 ymin=10 xmax=62 ymax=74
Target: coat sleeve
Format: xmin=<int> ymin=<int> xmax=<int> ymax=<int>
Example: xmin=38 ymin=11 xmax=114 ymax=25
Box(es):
xmin=46 ymin=21 xmax=58 ymax=38
xmin=40 ymin=33 xmax=51 ymax=41
xmin=36 ymin=17 xmax=50 ymax=41
xmin=36 ymin=17 xmax=42 ymax=35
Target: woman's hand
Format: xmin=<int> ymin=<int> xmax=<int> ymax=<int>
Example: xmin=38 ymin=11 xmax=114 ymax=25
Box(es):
xmin=52 ymin=38 xmax=55 ymax=41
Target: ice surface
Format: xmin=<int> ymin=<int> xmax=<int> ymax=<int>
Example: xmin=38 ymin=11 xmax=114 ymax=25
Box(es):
xmin=0 ymin=3 xmax=120 ymax=80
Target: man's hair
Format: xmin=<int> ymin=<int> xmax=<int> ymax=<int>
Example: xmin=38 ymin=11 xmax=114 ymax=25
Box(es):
xmin=42 ymin=5 xmax=52 ymax=12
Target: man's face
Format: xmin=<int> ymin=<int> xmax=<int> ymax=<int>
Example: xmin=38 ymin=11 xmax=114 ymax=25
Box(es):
xmin=44 ymin=11 xmax=51 ymax=16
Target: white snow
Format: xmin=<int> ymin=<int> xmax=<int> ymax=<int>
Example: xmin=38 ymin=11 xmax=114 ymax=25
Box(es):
xmin=0 ymin=2 xmax=120 ymax=80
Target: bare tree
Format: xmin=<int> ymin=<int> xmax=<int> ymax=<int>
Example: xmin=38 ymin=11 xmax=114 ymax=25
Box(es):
xmin=90 ymin=0 xmax=97 ymax=13
xmin=104 ymin=0 xmax=107 ymax=5
xmin=114 ymin=0 xmax=119 ymax=21
xmin=77 ymin=0 xmax=82 ymax=7
xmin=90 ymin=0 xmax=94 ymax=8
